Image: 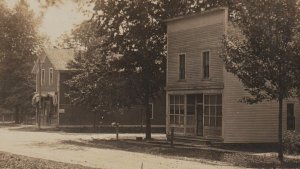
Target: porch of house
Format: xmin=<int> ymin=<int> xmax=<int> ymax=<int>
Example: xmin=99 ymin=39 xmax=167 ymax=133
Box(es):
xmin=33 ymin=92 xmax=59 ymax=127
xmin=166 ymin=91 xmax=223 ymax=143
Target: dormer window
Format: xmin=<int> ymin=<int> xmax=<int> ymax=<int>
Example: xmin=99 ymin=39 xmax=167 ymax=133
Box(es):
xmin=203 ymin=51 xmax=210 ymax=79
xmin=179 ymin=54 xmax=185 ymax=80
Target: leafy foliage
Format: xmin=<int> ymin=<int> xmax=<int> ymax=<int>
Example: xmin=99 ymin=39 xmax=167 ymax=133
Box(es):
xmin=0 ymin=0 xmax=42 ymax=122
xmin=63 ymin=0 xmax=240 ymax=139
xmin=222 ymin=0 xmax=300 ymax=103
xmin=283 ymin=131 xmax=300 ymax=155
xmin=221 ymin=0 xmax=300 ymax=161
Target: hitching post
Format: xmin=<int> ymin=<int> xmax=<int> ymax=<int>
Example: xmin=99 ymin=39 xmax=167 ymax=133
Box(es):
xmin=170 ymin=127 xmax=174 ymax=147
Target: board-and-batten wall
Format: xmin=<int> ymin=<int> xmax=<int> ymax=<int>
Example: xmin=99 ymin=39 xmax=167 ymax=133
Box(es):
xmin=223 ymin=69 xmax=300 ymax=143
xmin=166 ymin=9 xmax=227 ymax=91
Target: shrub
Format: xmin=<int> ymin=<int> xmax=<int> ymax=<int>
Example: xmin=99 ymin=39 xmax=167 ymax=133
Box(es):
xmin=283 ymin=130 xmax=300 ymax=155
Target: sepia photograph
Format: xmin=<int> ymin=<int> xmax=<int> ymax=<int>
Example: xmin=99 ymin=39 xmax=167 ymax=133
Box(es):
xmin=0 ymin=0 xmax=300 ymax=168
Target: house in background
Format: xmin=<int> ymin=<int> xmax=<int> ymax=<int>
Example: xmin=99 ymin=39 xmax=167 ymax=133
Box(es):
xmin=32 ymin=49 xmax=165 ymax=131
xmin=165 ymin=7 xmax=300 ymax=143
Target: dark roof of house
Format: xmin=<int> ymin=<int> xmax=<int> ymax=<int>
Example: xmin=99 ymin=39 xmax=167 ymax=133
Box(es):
xmin=32 ymin=48 xmax=75 ymax=73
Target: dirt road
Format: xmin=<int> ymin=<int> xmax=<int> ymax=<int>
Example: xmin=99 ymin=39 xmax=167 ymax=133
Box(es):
xmin=0 ymin=126 xmax=241 ymax=169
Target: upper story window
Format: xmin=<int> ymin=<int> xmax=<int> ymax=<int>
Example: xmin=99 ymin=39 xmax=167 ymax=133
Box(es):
xmin=49 ymin=68 xmax=53 ymax=85
xmin=179 ymin=54 xmax=185 ymax=80
xmin=41 ymin=69 xmax=45 ymax=85
xmin=203 ymin=51 xmax=210 ymax=79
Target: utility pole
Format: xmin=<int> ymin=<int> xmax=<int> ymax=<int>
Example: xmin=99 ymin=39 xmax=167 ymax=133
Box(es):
xmin=38 ymin=57 xmax=41 ymax=129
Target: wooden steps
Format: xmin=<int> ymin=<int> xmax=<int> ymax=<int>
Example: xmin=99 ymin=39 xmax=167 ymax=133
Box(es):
xmin=167 ymin=135 xmax=223 ymax=147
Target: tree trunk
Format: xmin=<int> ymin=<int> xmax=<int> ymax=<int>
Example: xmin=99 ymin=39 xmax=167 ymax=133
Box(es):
xmin=93 ymin=111 xmax=97 ymax=132
xmin=278 ymin=96 xmax=283 ymax=162
xmin=144 ymin=97 xmax=151 ymax=140
xmin=14 ymin=106 xmax=20 ymax=124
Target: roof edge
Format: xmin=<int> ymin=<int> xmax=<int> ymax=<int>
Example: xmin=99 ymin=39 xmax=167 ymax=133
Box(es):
xmin=164 ymin=7 xmax=228 ymax=23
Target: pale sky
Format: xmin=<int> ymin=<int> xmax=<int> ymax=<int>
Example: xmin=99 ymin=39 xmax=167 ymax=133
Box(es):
xmin=5 ymin=0 xmax=90 ymax=45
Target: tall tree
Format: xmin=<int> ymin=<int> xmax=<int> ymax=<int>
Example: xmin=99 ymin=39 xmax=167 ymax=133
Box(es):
xmin=221 ymin=0 xmax=300 ymax=162
xmin=63 ymin=0 xmax=238 ymax=139
xmin=0 ymin=0 xmax=42 ymax=123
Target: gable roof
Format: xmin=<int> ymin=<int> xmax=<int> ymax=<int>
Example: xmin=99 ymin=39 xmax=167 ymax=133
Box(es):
xmin=44 ymin=48 xmax=75 ymax=70
xmin=32 ymin=49 xmax=75 ymax=73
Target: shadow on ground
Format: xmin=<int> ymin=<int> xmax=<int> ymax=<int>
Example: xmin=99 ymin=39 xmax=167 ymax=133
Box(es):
xmin=62 ymin=139 xmax=300 ymax=168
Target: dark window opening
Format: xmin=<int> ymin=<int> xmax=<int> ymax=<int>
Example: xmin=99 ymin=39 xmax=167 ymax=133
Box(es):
xmin=179 ymin=54 xmax=185 ymax=80
xmin=203 ymin=51 xmax=209 ymax=79
xmin=287 ymin=103 xmax=295 ymax=130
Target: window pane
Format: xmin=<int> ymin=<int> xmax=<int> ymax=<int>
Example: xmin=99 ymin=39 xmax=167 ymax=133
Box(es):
xmin=216 ymin=106 xmax=222 ymax=116
xmin=175 ymin=115 xmax=179 ymax=124
xmin=216 ymin=117 xmax=222 ymax=127
xmin=170 ymin=115 xmax=175 ymax=124
xmin=180 ymin=116 xmax=184 ymax=124
xmin=204 ymin=95 xmax=209 ymax=104
xmin=170 ymin=95 xmax=175 ymax=104
xmin=175 ymin=96 xmax=179 ymax=104
xmin=210 ymin=106 xmax=216 ymax=117
xmin=217 ymin=95 xmax=222 ymax=104
xmin=203 ymin=51 xmax=209 ymax=78
xmin=210 ymin=116 xmax=215 ymax=127
xmin=180 ymin=105 xmax=184 ymax=114
xmin=179 ymin=54 xmax=185 ymax=79
xmin=175 ymin=105 xmax=180 ymax=114
xmin=287 ymin=104 xmax=294 ymax=116
xmin=204 ymin=106 xmax=209 ymax=116
xmin=210 ymin=95 xmax=216 ymax=104
xmin=204 ymin=116 xmax=209 ymax=126
xmin=169 ymin=105 xmax=174 ymax=114
xmin=196 ymin=94 xmax=203 ymax=104
xmin=179 ymin=95 xmax=184 ymax=104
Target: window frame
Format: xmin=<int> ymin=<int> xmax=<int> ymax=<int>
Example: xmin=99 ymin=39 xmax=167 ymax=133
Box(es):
xmin=41 ymin=69 xmax=45 ymax=85
xmin=179 ymin=53 xmax=186 ymax=80
xmin=287 ymin=103 xmax=295 ymax=130
xmin=203 ymin=94 xmax=222 ymax=127
xmin=49 ymin=68 xmax=53 ymax=85
xmin=169 ymin=95 xmax=185 ymax=125
xmin=202 ymin=50 xmax=210 ymax=79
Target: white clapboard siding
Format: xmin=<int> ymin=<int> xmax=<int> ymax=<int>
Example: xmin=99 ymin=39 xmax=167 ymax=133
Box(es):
xmin=223 ymin=70 xmax=300 ymax=143
xmin=167 ymin=8 xmax=227 ymax=91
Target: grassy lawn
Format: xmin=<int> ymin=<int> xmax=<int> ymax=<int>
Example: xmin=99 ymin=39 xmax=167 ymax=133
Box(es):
xmin=0 ymin=152 xmax=99 ymax=169
xmin=62 ymin=139 xmax=300 ymax=168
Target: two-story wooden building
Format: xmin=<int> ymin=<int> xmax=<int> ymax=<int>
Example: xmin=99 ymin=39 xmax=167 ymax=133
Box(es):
xmin=32 ymin=49 xmax=165 ymax=131
xmin=165 ymin=7 xmax=300 ymax=143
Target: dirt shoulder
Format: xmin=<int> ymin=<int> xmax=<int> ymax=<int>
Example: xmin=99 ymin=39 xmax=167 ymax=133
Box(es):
xmin=0 ymin=151 xmax=99 ymax=169
xmin=62 ymin=138 xmax=300 ymax=168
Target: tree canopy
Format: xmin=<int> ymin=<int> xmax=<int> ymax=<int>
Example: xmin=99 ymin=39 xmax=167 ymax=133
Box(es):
xmin=221 ymin=0 xmax=300 ymax=161
xmin=62 ymin=0 xmax=237 ymax=139
xmin=0 ymin=0 xmax=42 ymax=123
